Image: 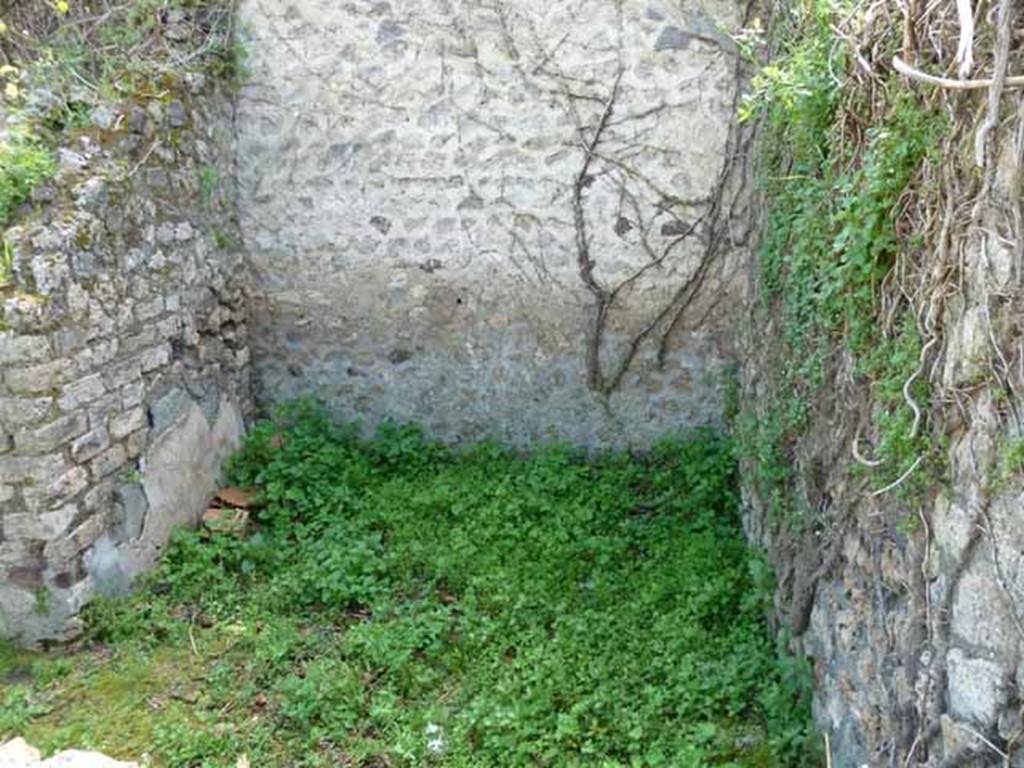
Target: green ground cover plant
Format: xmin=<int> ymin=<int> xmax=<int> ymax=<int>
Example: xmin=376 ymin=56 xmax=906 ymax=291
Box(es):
xmin=1 ymin=403 xmax=814 ymax=767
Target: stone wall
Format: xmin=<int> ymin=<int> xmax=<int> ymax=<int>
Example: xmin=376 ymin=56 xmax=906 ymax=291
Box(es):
xmin=3 ymin=3 xmax=1021 ymax=760
xmin=0 ymin=0 xmax=752 ymax=643
xmin=0 ymin=81 xmax=250 ymax=643
xmin=740 ymin=120 xmax=1024 ymax=766
xmin=234 ymin=0 xmax=750 ymax=446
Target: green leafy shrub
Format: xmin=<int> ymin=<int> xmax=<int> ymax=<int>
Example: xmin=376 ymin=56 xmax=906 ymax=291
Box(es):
xmin=0 ymin=131 xmax=53 ymax=227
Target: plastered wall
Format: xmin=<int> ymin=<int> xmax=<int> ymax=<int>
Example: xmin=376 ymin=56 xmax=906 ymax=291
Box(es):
xmin=235 ymin=0 xmax=750 ymax=446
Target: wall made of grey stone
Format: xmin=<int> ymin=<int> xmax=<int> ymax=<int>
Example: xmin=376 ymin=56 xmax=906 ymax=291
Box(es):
xmin=235 ymin=0 xmax=749 ymax=446
xmin=740 ymin=139 xmax=1024 ymax=766
xmin=0 ymin=83 xmax=250 ymax=643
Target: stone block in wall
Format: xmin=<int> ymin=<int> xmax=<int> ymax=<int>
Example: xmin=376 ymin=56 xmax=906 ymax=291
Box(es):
xmin=134 ymin=299 xmax=165 ymax=324
xmin=0 ymin=540 xmax=36 ymax=569
xmin=0 ymin=334 xmax=52 ymax=366
xmin=952 ymin=564 xmax=1020 ymax=653
xmin=0 ymin=453 xmax=68 ymax=484
xmin=120 ymin=383 xmax=144 ymax=409
xmin=83 ymin=481 xmax=113 ymax=515
xmin=111 ymin=483 xmax=149 ymax=541
xmin=946 ymin=649 xmax=1008 ymax=727
xmin=102 ymin=350 xmax=139 ymax=382
xmin=85 ymin=393 xmax=124 ymax=432
xmin=71 ymin=427 xmax=111 ymax=463
xmin=43 ymin=512 xmax=108 ymax=565
xmin=51 ymin=327 xmax=87 ymax=356
xmin=0 ymin=397 xmax=54 ymax=429
xmin=120 ymin=329 xmax=158 ymax=355
xmin=23 ymin=252 xmax=71 ymax=296
xmin=120 ymin=430 xmax=146 ymax=460
xmin=57 ymin=373 xmax=107 ymax=411
xmin=139 ymin=344 xmax=172 ymax=373
xmin=154 ymin=316 xmax=182 ymax=342
xmin=149 ymin=388 xmax=189 ymax=435
xmin=84 ymin=309 xmax=115 ymax=343
xmin=72 ymin=340 xmax=118 ymax=376
xmin=3 ymin=504 xmax=76 ymax=542
xmin=0 ymin=584 xmax=41 ymax=639
xmin=109 ymin=408 xmax=146 ymax=440
xmin=21 ymin=466 xmax=88 ymax=512
xmin=73 ymin=177 xmax=108 ymax=211
xmin=7 ymin=570 xmax=90 ymax=639
xmin=4 ymin=360 xmax=71 ymax=394
xmin=13 ymin=413 xmax=88 ymax=454
xmin=122 ymin=429 xmax=147 ymax=460
xmin=87 ymin=444 xmax=128 ymax=480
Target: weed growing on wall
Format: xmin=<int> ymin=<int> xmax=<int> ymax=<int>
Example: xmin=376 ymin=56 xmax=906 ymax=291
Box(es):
xmin=0 ymin=131 xmax=53 ymax=228
xmin=0 ymin=131 xmax=53 ymax=283
xmin=0 ymin=0 xmax=244 ymax=103
xmin=0 ymin=1 xmax=242 ymax=282
xmin=736 ymin=2 xmax=946 ymax=523
xmin=2 ymin=402 xmax=816 ymax=767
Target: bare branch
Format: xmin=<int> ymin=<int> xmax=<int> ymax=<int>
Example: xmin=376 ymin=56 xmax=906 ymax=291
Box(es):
xmin=892 ymin=55 xmax=1024 ymax=90
xmin=954 ymin=0 xmax=974 ymax=79
xmin=572 ymin=68 xmax=623 ymax=392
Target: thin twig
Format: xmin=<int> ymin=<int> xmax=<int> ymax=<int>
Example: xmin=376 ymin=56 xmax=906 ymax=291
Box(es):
xmin=188 ymin=622 xmax=200 ymax=658
xmin=126 ymin=140 xmax=161 ymax=179
xmin=870 ymin=455 xmax=924 ymax=497
xmin=572 ymin=68 xmax=623 ymax=392
xmin=904 ymin=336 xmax=939 ymax=440
xmin=954 ymin=721 xmax=1009 ymax=760
xmin=892 ymin=56 xmax=1024 ymax=90
xmin=853 ymin=422 xmax=885 ymax=467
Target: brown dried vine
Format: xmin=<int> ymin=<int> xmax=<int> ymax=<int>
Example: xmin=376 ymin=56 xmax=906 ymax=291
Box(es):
xmin=568 ymin=15 xmax=755 ymax=397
